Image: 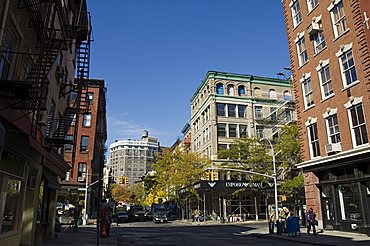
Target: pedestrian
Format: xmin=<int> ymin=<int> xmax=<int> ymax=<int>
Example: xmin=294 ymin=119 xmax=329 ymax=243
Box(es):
xmin=306 ymin=207 xmax=317 ymax=235
xmin=269 ymin=209 xmax=276 ymax=234
xmin=279 ymin=207 xmax=288 ymax=233
xmin=106 ymin=209 xmax=112 ymax=237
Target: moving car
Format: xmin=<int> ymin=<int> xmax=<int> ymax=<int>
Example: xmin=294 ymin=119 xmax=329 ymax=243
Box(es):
xmin=153 ymin=208 xmax=168 ymax=223
xmin=128 ymin=205 xmax=146 ymax=222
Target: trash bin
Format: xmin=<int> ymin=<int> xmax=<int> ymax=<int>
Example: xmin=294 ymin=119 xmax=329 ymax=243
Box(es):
xmin=100 ymin=220 xmax=107 ymax=238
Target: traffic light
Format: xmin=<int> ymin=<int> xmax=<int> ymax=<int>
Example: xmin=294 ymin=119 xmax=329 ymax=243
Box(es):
xmin=119 ymin=176 xmax=123 ymax=184
xmin=123 ymin=176 xmax=128 ymax=184
xmin=208 ymin=171 xmax=215 ymax=181
xmin=282 ymin=195 xmax=287 ymax=202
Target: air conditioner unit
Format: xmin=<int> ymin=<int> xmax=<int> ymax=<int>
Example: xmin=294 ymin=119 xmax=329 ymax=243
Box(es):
xmin=77 ymin=177 xmax=86 ymax=182
xmin=307 ymin=22 xmax=321 ymax=35
xmin=325 ymin=143 xmax=342 ymax=154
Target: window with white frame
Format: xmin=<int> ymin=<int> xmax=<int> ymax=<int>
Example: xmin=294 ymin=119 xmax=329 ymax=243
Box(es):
xmin=307 ymin=0 xmax=319 ymax=13
xmin=308 ymin=122 xmax=320 ymax=158
xmin=329 ymin=0 xmax=347 ymax=38
xmin=317 ymin=62 xmax=333 ymax=98
xmin=82 ymin=113 xmax=91 ymax=127
xmin=255 ymin=106 xmax=263 ymax=119
xmin=291 ymin=0 xmax=302 ymax=28
xmin=348 ymin=103 xmax=368 ymax=146
xmin=326 ymin=114 xmax=341 ymax=144
xmin=313 ymin=29 xmax=326 ymax=54
xmin=256 ymin=126 xmax=264 ymax=139
xmin=296 ymin=35 xmax=308 ymax=66
xmin=338 ymin=48 xmax=358 ymax=87
xmin=301 ymin=75 xmax=314 ymax=108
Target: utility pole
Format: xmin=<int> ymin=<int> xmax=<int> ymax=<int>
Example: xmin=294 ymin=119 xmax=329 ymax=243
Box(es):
xmin=83 ymin=169 xmax=89 ymax=225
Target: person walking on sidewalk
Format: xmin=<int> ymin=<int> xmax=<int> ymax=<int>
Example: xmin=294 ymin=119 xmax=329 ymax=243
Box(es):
xmin=306 ymin=208 xmax=317 ymax=235
xmin=269 ymin=209 xmax=276 ymax=234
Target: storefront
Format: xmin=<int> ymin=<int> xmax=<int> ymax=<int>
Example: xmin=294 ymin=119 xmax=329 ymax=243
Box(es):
xmin=302 ymin=150 xmax=370 ymax=235
xmin=179 ymin=180 xmax=279 ymax=221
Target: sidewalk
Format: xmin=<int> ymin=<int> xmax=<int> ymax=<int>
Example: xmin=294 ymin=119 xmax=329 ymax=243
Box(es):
xmin=40 ymin=225 xmax=119 ymax=246
xmin=245 ymin=225 xmax=370 ymax=246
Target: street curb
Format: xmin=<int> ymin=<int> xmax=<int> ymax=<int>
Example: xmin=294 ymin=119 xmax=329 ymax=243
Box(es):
xmin=250 ymin=233 xmax=337 ymax=246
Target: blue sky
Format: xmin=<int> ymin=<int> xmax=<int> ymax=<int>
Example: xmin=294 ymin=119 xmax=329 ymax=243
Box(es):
xmin=88 ymin=0 xmax=290 ymax=147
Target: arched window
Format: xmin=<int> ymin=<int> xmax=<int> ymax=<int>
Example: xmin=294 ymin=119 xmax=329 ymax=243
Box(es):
xmin=284 ymin=90 xmax=292 ymax=101
xmin=269 ymin=89 xmax=277 ymax=99
xmin=238 ymin=85 xmax=246 ymax=96
xmin=216 ymin=83 xmax=224 ymax=95
xmin=254 ymin=87 xmax=261 ymax=97
xmin=227 ymin=84 xmax=235 ymax=96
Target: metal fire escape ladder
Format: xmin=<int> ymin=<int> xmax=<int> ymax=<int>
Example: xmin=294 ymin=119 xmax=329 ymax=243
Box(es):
xmin=46 ymin=8 xmax=92 ymax=149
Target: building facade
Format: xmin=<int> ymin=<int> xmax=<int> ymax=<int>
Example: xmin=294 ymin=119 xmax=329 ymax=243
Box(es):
xmin=109 ymin=131 xmax=159 ymax=184
xmin=282 ymin=0 xmax=370 ymax=234
xmin=59 ymin=79 xmax=107 ymax=222
xmin=190 ymin=70 xmax=295 ymax=220
xmin=0 ymin=0 xmax=93 ymax=245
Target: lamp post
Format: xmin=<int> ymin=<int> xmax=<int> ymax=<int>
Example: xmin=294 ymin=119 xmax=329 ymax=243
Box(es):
xmin=261 ymin=138 xmax=279 ymax=223
xmin=83 ymin=169 xmax=89 ymax=225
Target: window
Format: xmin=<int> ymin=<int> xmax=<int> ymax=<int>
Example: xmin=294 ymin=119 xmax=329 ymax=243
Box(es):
xmin=308 ymin=123 xmax=320 ymax=158
xmin=216 ymin=103 xmax=225 ymax=116
xmin=1 ymin=177 xmax=22 ymax=233
xmin=238 ymin=85 xmax=245 ymax=96
xmin=285 ymin=109 xmax=292 ymax=122
xmin=255 ymin=106 xmax=263 ymax=119
xmin=338 ymin=183 xmax=362 ymax=221
xmin=216 ymin=83 xmax=224 ymax=95
xmin=80 ymin=136 xmax=89 ymax=152
xmin=218 ymin=144 xmax=228 ymax=150
xmin=307 ymin=0 xmax=319 ymax=12
xmin=339 ymin=49 xmax=358 ymax=87
xmin=217 ymin=124 xmax=226 ymax=137
xmin=313 ymin=30 xmax=326 ymax=54
xmin=0 ymin=29 xmax=16 ymax=80
xmin=87 ymin=92 xmax=94 ymax=104
xmin=302 ymin=77 xmax=314 ymax=108
xmin=229 ymin=124 xmax=237 ymax=138
xmin=78 ymin=163 xmax=87 ymax=182
xmin=269 ymin=89 xmax=277 ymax=99
xmin=254 ymin=87 xmax=261 ymax=97
xmin=256 ymin=126 xmax=264 ymax=139
xmin=318 ymin=64 xmax=333 ymax=98
xmin=326 ymin=114 xmax=341 ymax=144
xmin=291 ymin=0 xmax=302 ymax=28
xmin=65 ymin=135 xmax=73 ymax=151
xmin=296 ymin=36 xmax=308 ymax=66
xmin=239 ymin=125 xmax=248 ymax=138
xmin=349 ymin=104 xmax=368 ymax=146
xmin=228 ymin=104 xmax=236 ymax=117
xmin=82 ymin=113 xmax=91 ymax=127
xmin=330 ymin=1 xmax=347 ymax=38
xmin=227 ymin=85 xmax=235 ymax=96
xmin=284 ymin=91 xmax=292 ymax=101
xmin=238 ymin=105 xmax=246 ymax=118
xmin=270 ymin=107 xmax=277 ymax=121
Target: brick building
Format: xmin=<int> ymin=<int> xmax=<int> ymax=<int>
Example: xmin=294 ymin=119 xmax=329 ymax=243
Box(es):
xmin=0 ymin=0 xmax=93 ymax=245
xmin=282 ymin=0 xmax=370 ymax=234
xmin=59 ymin=79 xmax=107 ymax=223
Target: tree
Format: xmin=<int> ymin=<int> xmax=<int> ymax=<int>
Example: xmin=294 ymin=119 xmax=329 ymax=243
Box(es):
xmin=217 ymin=137 xmax=272 ymax=181
xmin=275 ymin=123 xmax=304 ymax=196
xmin=150 ymin=148 xmax=211 ymax=202
xmin=110 ymin=183 xmax=146 ymax=205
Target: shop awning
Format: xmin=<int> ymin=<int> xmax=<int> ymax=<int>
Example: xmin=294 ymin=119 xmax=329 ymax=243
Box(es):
xmin=43 ymin=171 xmax=61 ymax=190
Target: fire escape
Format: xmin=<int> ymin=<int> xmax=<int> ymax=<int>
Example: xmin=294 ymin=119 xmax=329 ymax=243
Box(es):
xmin=0 ymin=1 xmax=91 ymax=166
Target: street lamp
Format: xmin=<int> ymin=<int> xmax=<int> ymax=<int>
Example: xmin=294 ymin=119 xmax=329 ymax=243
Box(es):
xmin=260 ymin=138 xmax=279 ymax=223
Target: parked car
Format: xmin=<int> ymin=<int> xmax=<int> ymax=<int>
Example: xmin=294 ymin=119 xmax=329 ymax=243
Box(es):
xmin=116 ymin=211 xmax=129 ymax=223
xmin=128 ymin=205 xmax=145 ymax=222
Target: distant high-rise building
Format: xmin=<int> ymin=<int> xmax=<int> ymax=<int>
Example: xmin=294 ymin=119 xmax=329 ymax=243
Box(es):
xmin=109 ymin=131 xmax=159 ymax=184
xmin=282 ymin=0 xmax=370 ymax=234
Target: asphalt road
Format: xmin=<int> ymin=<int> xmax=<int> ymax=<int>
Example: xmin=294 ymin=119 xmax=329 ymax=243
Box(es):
xmin=110 ymin=221 xmax=305 ymax=246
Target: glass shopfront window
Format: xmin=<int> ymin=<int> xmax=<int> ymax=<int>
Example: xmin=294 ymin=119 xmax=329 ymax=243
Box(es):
xmin=1 ymin=177 xmax=22 ymax=233
xmin=338 ymin=183 xmax=362 ymax=221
